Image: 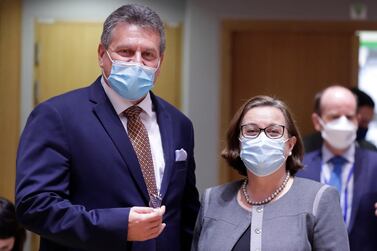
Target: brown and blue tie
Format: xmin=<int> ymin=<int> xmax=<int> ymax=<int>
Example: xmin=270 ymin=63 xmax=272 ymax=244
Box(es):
xmin=124 ymin=106 xmax=159 ymax=206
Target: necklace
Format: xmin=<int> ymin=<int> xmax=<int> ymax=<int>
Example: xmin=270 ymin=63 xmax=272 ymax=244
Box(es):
xmin=241 ymin=172 xmax=290 ymax=206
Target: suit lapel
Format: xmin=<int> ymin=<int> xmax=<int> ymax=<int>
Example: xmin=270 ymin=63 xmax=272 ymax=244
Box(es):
xmin=348 ymin=148 xmax=364 ymax=231
xmin=89 ymin=79 xmax=149 ymax=202
xmin=151 ymin=94 xmax=174 ymax=198
xmin=305 ymin=151 xmax=322 ymax=181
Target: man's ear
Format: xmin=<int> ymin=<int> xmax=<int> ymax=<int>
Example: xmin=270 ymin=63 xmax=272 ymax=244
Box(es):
xmin=98 ymin=43 xmax=106 ymax=67
xmin=312 ymin=113 xmax=322 ymax=132
xmin=154 ymin=54 xmax=164 ymax=78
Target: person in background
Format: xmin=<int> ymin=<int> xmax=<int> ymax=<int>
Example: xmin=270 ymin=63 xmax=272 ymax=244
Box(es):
xmin=349 ymin=87 xmax=375 ymax=145
xmin=191 ymin=96 xmax=349 ymax=251
xmin=303 ymin=86 xmax=376 ymax=153
xmin=297 ymin=85 xmax=377 ymax=251
xmin=15 ymin=4 xmax=199 ymax=251
xmin=0 ymin=197 xmax=25 ymax=251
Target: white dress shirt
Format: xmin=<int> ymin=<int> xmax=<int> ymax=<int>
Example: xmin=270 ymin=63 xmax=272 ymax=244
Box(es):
xmin=101 ymin=78 xmax=165 ymax=193
xmin=321 ymin=143 xmax=355 ymax=228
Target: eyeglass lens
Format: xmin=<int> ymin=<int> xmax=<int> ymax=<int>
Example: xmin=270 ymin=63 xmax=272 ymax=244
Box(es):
xmin=242 ymin=124 xmax=284 ymax=139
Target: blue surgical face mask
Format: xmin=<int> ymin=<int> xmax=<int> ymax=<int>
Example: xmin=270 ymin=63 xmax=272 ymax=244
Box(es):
xmin=240 ymin=133 xmax=289 ymax=177
xmin=104 ymin=51 xmax=159 ymax=101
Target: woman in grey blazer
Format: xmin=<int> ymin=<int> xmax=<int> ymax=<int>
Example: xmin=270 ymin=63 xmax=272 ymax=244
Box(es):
xmin=191 ymin=96 xmax=349 ymax=251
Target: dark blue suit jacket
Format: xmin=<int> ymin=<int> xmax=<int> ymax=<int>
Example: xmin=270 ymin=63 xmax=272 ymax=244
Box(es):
xmin=15 ymin=77 xmax=200 ymax=251
xmin=298 ymin=147 xmax=377 ymax=251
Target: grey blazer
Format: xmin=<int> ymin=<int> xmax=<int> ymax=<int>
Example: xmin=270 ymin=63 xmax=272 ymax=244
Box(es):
xmin=191 ymin=177 xmax=349 ymax=251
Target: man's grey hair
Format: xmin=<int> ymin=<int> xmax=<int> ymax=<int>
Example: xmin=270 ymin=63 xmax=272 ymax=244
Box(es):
xmin=101 ymin=4 xmax=166 ymax=55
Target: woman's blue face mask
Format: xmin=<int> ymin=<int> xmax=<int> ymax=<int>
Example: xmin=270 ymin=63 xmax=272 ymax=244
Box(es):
xmin=239 ymin=133 xmax=289 ymax=177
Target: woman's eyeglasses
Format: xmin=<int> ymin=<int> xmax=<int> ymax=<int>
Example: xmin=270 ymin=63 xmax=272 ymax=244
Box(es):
xmin=240 ymin=123 xmax=285 ymax=139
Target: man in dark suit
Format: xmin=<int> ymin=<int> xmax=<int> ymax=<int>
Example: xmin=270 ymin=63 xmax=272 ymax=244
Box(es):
xmin=15 ymin=4 xmax=200 ymax=251
xmin=298 ymin=85 xmax=377 ymax=250
xmin=350 ymin=87 xmax=376 ymax=145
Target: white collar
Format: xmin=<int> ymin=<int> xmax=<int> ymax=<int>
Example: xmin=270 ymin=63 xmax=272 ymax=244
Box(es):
xmin=322 ymin=142 xmax=355 ymax=164
xmin=101 ymin=76 xmax=153 ymax=117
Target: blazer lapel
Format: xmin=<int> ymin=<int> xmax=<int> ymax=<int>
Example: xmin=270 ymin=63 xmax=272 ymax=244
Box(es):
xmin=348 ymin=148 xmax=365 ymax=231
xmin=89 ymin=79 xmax=149 ymax=202
xmin=150 ymin=93 xmax=174 ymax=198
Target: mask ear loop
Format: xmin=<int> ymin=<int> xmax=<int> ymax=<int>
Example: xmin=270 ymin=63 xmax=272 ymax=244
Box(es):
xmin=100 ymin=50 xmax=114 ymax=82
xmin=105 ymin=50 xmax=115 ymax=63
xmin=317 ymin=116 xmax=326 ymax=128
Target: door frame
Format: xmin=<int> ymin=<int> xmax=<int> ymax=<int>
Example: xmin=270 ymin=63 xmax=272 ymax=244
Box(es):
xmin=219 ymin=20 xmax=377 ymax=183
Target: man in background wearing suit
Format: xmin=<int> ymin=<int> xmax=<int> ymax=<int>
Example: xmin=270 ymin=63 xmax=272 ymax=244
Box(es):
xmin=15 ymin=4 xmax=199 ymax=251
xmin=303 ymin=87 xmax=376 ymax=152
xmin=298 ymin=85 xmax=377 ymax=250
xmin=350 ymin=87 xmax=376 ymax=146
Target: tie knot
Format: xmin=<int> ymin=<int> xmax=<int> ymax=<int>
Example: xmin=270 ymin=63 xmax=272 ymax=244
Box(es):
xmin=329 ymin=156 xmax=347 ymax=166
xmin=124 ymin=106 xmax=143 ymax=119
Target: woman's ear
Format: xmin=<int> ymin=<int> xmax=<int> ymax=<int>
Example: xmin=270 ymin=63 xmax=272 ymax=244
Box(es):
xmin=287 ymin=136 xmax=297 ymax=155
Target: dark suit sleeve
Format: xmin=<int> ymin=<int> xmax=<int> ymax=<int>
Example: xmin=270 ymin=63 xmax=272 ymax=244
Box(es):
xmin=180 ymin=122 xmax=200 ymax=251
xmin=15 ymin=102 xmax=130 ymax=250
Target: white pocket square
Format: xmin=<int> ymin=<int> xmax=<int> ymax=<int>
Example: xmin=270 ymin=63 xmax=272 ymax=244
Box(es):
xmin=175 ymin=148 xmax=187 ymax=161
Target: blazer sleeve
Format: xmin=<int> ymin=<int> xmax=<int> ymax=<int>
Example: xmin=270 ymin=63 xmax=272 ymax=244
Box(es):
xmin=191 ymin=188 xmax=210 ymax=251
xmin=180 ymin=122 xmax=200 ymax=251
xmin=15 ymin=102 xmax=130 ymax=250
xmin=312 ymin=185 xmax=350 ymax=251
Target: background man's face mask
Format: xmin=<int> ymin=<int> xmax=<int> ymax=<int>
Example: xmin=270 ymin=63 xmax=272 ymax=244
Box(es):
xmin=104 ymin=51 xmax=158 ymax=101
xmin=319 ymin=115 xmax=357 ymax=150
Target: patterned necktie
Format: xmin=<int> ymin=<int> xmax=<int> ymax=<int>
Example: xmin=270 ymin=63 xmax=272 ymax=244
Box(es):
xmin=328 ymin=156 xmax=347 ymax=193
xmin=124 ymin=106 xmax=159 ymax=204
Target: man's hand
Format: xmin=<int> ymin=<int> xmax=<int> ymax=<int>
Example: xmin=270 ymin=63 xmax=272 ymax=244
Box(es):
xmin=127 ymin=206 xmax=166 ymax=241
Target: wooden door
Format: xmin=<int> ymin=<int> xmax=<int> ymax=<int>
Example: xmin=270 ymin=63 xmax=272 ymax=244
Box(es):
xmin=34 ymin=21 xmax=103 ymax=104
xmin=220 ymin=21 xmax=377 ymax=182
xmin=231 ymin=29 xmax=355 ymax=135
xmin=35 ymin=21 xmax=182 ymax=108
xmin=0 ymin=0 xmax=21 ymax=201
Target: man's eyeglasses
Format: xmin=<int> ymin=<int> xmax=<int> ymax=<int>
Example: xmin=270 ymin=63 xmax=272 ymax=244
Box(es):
xmin=240 ymin=123 xmax=285 ymax=139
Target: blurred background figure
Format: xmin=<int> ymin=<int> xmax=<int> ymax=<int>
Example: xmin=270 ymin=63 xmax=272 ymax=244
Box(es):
xmin=298 ymin=85 xmax=377 ymax=251
xmin=350 ymin=87 xmax=376 ymax=145
xmin=0 ymin=197 xmax=25 ymax=251
xmin=303 ymin=86 xmax=377 ymax=153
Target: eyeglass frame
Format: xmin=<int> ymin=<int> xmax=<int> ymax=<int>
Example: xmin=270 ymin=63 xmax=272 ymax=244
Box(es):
xmin=240 ymin=123 xmax=286 ymax=139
